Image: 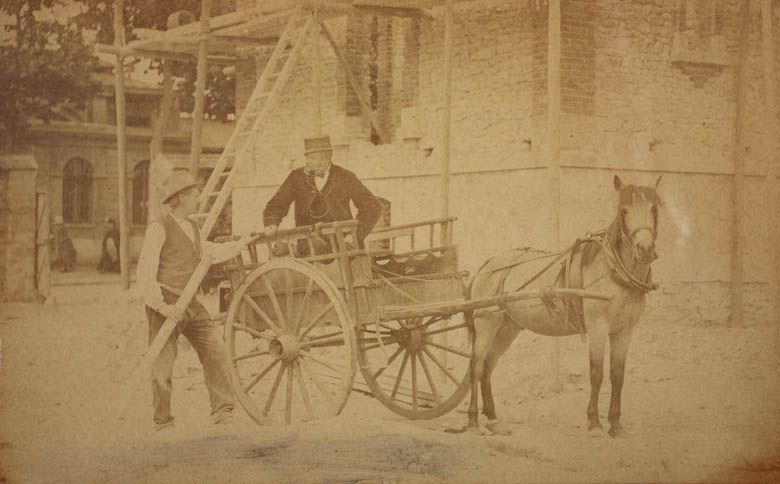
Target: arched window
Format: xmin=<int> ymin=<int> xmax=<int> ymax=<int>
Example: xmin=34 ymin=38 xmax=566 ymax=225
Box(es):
xmin=132 ymin=160 xmax=150 ymax=225
xmin=62 ymin=158 xmax=92 ymax=223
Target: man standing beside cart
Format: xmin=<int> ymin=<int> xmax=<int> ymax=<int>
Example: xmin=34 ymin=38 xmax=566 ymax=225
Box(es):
xmin=262 ymin=135 xmax=382 ymax=255
xmin=136 ymin=170 xmax=248 ymax=431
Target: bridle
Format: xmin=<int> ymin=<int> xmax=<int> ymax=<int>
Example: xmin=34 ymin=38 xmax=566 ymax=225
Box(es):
xmin=617 ymin=208 xmax=658 ymax=265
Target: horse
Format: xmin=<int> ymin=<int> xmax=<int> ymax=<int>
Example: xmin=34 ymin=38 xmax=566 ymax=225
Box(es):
xmin=466 ymin=174 xmax=662 ymax=438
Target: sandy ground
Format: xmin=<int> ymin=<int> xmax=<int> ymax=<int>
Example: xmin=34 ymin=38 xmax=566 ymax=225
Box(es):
xmin=1 ymin=281 xmax=780 ymax=484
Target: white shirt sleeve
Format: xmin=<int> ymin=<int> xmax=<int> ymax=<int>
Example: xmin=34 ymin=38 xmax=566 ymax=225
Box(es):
xmin=136 ymin=222 xmax=166 ymax=310
xmin=202 ymin=238 xmax=245 ymax=264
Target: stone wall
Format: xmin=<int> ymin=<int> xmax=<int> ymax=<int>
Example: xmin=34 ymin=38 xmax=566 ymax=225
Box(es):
xmin=0 ymin=155 xmax=40 ymax=301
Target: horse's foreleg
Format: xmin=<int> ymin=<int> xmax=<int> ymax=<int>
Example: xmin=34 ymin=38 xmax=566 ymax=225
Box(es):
xmin=468 ymin=311 xmax=502 ymax=430
xmin=587 ymin=322 xmax=608 ymax=430
xmin=608 ymin=328 xmax=633 ymax=438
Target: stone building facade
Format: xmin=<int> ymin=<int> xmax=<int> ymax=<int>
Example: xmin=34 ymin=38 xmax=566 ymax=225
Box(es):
xmin=227 ymin=0 xmax=779 ymax=325
xmin=14 ymin=64 xmax=230 ymax=267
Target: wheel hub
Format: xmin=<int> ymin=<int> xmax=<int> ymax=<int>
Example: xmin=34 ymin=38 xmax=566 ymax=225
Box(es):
xmin=395 ymin=327 xmax=425 ymax=352
xmin=269 ymin=334 xmax=299 ymax=361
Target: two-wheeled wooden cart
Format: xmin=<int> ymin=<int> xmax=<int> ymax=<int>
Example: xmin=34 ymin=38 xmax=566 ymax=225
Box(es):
xmin=218 ymin=218 xmax=613 ymax=426
xmin=219 ymin=217 xmax=473 ymax=425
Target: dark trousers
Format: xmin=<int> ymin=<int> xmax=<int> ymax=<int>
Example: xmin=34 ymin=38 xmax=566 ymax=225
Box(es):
xmin=146 ymin=300 xmax=235 ymax=425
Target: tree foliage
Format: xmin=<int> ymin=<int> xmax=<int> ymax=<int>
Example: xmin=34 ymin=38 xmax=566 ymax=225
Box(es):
xmin=0 ymin=0 xmax=100 ymax=150
xmin=75 ymin=0 xmax=236 ymax=122
xmin=0 ymin=0 xmax=236 ymax=151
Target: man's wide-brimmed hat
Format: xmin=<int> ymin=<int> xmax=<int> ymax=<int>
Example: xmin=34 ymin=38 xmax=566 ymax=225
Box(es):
xmin=162 ymin=170 xmax=201 ymax=204
xmin=304 ymin=135 xmax=333 ymax=155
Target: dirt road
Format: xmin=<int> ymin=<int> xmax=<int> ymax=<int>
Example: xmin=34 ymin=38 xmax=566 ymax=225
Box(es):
xmin=1 ymin=288 xmax=779 ymax=483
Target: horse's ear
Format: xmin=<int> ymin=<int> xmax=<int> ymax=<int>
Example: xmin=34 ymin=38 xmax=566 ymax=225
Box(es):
xmin=613 ymin=175 xmax=624 ymax=191
xmin=655 ymin=176 xmax=662 ymax=189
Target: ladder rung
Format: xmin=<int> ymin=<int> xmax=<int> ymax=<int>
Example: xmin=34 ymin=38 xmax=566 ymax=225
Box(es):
xmin=207 ymin=191 xmax=221 ymax=198
xmin=193 ymin=213 xmax=208 ymax=219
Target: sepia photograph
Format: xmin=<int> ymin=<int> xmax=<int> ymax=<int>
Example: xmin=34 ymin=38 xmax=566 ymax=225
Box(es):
xmin=0 ymin=0 xmax=778 ymax=482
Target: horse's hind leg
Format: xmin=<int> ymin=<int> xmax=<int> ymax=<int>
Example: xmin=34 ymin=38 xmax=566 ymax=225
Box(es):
xmin=481 ymin=321 xmax=522 ymax=436
xmin=587 ymin=321 xmax=608 ymax=430
xmin=468 ymin=310 xmax=503 ymax=431
xmin=607 ymin=328 xmax=633 ymax=438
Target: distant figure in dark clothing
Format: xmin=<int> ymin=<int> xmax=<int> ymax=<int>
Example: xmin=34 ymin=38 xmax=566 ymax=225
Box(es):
xmin=52 ymin=215 xmax=77 ymax=272
xmin=97 ymin=217 xmax=120 ymax=273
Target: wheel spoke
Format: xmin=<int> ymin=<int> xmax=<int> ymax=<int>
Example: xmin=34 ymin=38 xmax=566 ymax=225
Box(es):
xmin=299 ymin=349 xmax=345 ymax=376
xmin=422 ymin=347 xmax=459 ymax=385
xmin=303 ymin=330 xmax=345 ymax=344
xmin=359 ymin=338 xmax=400 ymax=352
xmin=294 ymin=360 xmax=315 ymax=419
xmin=372 ymin=346 xmax=404 ymax=380
xmin=293 ymin=279 xmax=315 ymax=335
xmin=261 ymin=275 xmax=288 ymax=329
xmin=233 ymin=323 xmax=274 ymax=341
xmin=411 ymin=353 xmax=418 ymax=411
xmin=358 ymin=327 xmax=393 ymax=335
xmin=299 ymin=302 xmax=334 ymax=339
xmin=233 ymin=350 xmax=269 ymax=362
xmin=423 ymin=322 xmax=469 ymax=337
xmin=262 ymin=361 xmax=287 ymax=417
xmin=285 ymin=270 xmax=294 ymax=329
xmin=285 ymin=363 xmax=293 ymax=425
xmin=420 ymin=316 xmax=447 ymax=329
xmin=304 ymin=335 xmax=350 ymax=349
xmin=243 ymin=359 xmax=280 ymax=393
xmin=298 ymin=358 xmax=333 ymax=405
xmin=242 ymin=295 xmax=284 ymax=335
xmin=417 ymin=351 xmax=442 ymax=405
xmin=391 ymin=352 xmax=410 ymax=401
xmin=425 ymin=341 xmax=471 ymax=359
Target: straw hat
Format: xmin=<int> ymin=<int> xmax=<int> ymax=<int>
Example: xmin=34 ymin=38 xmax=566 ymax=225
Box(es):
xmin=161 ymin=170 xmax=200 ymax=204
xmin=304 ymin=135 xmax=333 ymax=155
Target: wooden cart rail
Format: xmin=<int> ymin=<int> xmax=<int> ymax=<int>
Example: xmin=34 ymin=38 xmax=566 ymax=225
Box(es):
xmin=378 ymin=288 xmax=612 ymax=321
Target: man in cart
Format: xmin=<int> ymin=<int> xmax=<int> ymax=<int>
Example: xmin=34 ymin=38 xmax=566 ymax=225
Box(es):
xmin=136 ymin=170 xmax=248 ymax=431
xmin=262 ymin=135 xmax=382 ymax=255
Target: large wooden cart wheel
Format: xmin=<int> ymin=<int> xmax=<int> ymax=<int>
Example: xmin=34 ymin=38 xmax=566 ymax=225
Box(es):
xmin=357 ymin=312 xmax=472 ymax=419
xmin=225 ymin=258 xmax=357 ymax=426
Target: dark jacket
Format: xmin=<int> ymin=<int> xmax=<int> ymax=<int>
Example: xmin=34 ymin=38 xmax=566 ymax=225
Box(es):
xmin=97 ymin=228 xmax=120 ymax=272
xmin=263 ymin=164 xmax=381 ymax=245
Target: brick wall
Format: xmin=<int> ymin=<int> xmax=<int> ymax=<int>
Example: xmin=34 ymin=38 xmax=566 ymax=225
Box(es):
xmin=561 ymin=0 xmax=596 ymax=115
xmin=231 ymin=1 xmax=779 ymax=325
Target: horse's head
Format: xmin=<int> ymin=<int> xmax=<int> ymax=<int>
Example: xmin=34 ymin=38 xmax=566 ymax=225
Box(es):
xmin=613 ymin=175 xmax=662 ymax=264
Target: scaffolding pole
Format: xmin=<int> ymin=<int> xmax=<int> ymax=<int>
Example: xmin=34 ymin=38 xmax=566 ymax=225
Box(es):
xmin=760 ymin=0 xmax=779 ymax=456
xmin=113 ymin=0 xmax=130 ymax=289
xmin=440 ymin=0 xmax=453 ymax=219
xmin=546 ymin=0 xmax=562 ymax=392
xmin=149 ymin=60 xmax=175 ymax=222
xmin=761 ymin=0 xmax=779 ymax=327
xmin=190 ymin=0 xmax=212 ymax=178
xmin=730 ymin=0 xmax=750 ymax=327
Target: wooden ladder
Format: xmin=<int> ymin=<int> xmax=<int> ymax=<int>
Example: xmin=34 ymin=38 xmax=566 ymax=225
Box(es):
xmin=194 ymin=8 xmax=313 ymax=238
xmin=116 ymin=8 xmax=315 ymax=421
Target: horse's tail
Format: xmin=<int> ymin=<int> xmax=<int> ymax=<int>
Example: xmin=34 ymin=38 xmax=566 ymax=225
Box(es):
xmin=463 ymin=255 xmax=496 ymax=338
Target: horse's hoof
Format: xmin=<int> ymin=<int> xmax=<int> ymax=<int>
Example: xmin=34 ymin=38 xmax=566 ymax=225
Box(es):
xmin=466 ymin=425 xmax=486 ymax=436
xmin=587 ymin=420 xmax=603 ymax=431
xmin=608 ymin=426 xmax=626 ymax=438
xmin=486 ymin=420 xmax=512 ymax=436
